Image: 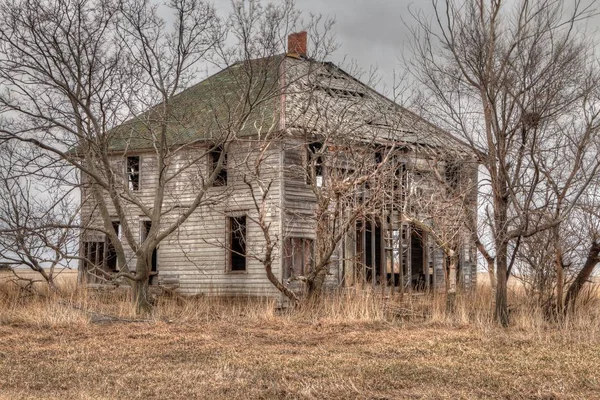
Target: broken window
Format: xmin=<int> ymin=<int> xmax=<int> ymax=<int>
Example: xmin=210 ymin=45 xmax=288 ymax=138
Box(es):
xmin=228 ymin=215 xmax=246 ymax=272
xmin=445 ymin=162 xmax=461 ymax=190
xmin=283 ymin=237 xmax=313 ymax=279
xmin=105 ymin=221 xmax=121 ymax=272
xmin=83 ymin=241 xmax=104 ymax=274
xmin=127 ymin=156 xmax=140 ymax=191
xmin=209 ymin=145 xmax=227 ymax=186
xmin=307 ymin=142 xmax=324 ymax=187
xmin=393 ymin=160 xmax=407 ymax=193
xmin=375 ymin=150 xmax=384 ymax=166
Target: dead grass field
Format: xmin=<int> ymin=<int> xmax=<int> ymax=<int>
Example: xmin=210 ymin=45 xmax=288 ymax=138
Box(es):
xmin=1 ymin=272 xmax=600 ymax=399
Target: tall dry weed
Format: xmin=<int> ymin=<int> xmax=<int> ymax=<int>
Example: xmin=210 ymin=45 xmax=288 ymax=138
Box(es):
xmin=2 ymin=274 xmax=600 ymax=335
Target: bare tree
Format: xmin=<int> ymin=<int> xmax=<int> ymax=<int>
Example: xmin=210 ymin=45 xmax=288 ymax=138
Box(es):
xmin=0 ymin=142 xmax=79 ymax=290
xmin=409 ymin=0 xmax=600 ymax=325
xmin=0 ymin=0 xmax=283 ymax=313
xmin=0 ymin=0 xmax=345 ymax=312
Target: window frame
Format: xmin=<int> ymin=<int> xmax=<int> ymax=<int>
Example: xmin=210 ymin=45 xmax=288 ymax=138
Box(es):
xmin=306 ymin=142 xmax=324 ymax=187
xmin=209 ymin=145 xmax=228 ymax=187
xmin=445 ymin=161 xmax=461 ymax=191
xmin=283 ymin=237 xmax=314 ymax=280
xmin=126 ymin=155 xmax=141 ymax=191
xmin=226 ymin=213 xmax=247 ymax=273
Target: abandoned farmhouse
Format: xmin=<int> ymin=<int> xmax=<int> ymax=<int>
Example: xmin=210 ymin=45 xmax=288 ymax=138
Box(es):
xmin=80 ymin=32 xmax=478 ymax=298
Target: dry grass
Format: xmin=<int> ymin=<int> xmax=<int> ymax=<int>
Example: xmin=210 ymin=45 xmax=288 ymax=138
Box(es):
xmin=1 ymin=272 xmax=600 ymax=399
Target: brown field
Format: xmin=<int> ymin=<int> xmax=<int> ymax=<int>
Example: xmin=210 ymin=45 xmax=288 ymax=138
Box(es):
xmin=1 ymin=271 xmax=600 ymax=399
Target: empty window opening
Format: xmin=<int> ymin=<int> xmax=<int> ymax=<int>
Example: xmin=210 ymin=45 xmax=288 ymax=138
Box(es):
xmin=394 ymin=161 xmax=406 ymax=192
xmin=445 ymin=162 xmax=461 ymax=190
xmin=127 ymin=156 xmax=140 ymax=191
xmin=375 ymin=150 xmax=384 ymax=166
xmin=140 ymin=220 xmax=157 ymax=275
xmin=283 ymin=237 xmax=313 ymax=279
xmin=210 ymin=145 xmax=227 ymax=186
xmin=83 ymin=241 xmax=104 ymax=273
xmin=105 ymin=221 xmax=121 ymax=272
xmin=307 ymin=142 xmax=324 ymax=187
xmin=410 ymin=227 xmax=426 ymax=290
xmin=229 ymin=215 xmax=247 ymax=272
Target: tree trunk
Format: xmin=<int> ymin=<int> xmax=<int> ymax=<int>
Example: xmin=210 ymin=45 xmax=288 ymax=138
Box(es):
xmin=555 ymin=255 xmax=565 ymax=314
xmin=133 ymin=255 xmax=152 ymax=315
xmin=134 ymin=279 xmax=153 ymax=315
xmin=306 ymin=265 xmax=328 ymax=301
xmin=264 ymin=258 xmax=298 ymax=305
xmin=553 ymin=226 xmax=565 ymax=313
xmin=565 ymin=241 xmax=600 ymax=312
xmin=495 ymin=241 xmax=509 ymax=327
xmin=487 ymin=262 xmax=496 ymax=291
xmin=446 ymin=253 xmax=458 ymax=314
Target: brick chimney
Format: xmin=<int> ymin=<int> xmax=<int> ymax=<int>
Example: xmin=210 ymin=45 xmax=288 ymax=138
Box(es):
xmin=287 ymin=31 xmax=307 ymax=57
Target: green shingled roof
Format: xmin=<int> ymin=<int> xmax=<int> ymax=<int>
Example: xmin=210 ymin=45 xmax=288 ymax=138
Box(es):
xmin=107 ymin=55 xmax=284 ymax=151
xmin=106 ymin=54 xmax=468 ymax=154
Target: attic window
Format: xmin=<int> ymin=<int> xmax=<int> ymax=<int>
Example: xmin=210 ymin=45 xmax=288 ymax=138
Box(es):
xmin=127 ymin=156 xmax=140 ymax=191
xmin=209 ymin=145 xmax=227 ymax=186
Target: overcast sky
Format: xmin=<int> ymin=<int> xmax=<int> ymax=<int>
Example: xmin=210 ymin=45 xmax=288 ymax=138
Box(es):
xmin=294 ymin=0 xmax=428 ymax=91
xmin=211 ymin=0 xmax=600 ymax=97
xmin=206 ymin=0 xmax=433 ymax=96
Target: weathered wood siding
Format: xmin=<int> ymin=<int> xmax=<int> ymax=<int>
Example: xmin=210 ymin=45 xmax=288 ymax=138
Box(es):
xmin=83 ymin=139 xmax=285 ymax=297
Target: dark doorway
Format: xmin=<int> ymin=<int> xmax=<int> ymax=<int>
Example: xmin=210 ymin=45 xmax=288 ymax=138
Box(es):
xmin=410 ymin=227 xmax=425 ymax=290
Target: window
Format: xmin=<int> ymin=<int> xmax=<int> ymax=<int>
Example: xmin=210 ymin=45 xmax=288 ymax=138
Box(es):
xmin=127 ymin=156 xmax=140 ymax=191
xmin=228 ymin=215 xmax=246 ymax=272
xmin=445 ymin=162 xmax=461 ymax=190
xmin=105 ymin=221 xmax=121 ymax=272
xmin=307 ymin=142 xmax=324 ymax=187
xmin=83 ymin=241 xmax=104 ymax=272
xmin=375 ymin=150 xmax=384 ymax=166
xmin=393 ymin=160 xmax=406 ymax=192
xmin=283 ymin=237 xmax=313 ymax=279
xmin=209 ymin=145 xmax=227 ymax=186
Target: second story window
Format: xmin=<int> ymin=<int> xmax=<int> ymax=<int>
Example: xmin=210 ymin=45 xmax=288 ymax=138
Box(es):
xmin=307 ymin=142 xmax=324 ymax=187
xmin=127 ymin=156 xmax=140 ymax=191
xmin=445 ymin=162 xmax=461 ymax=191
xmin=210 ymin=145 xmax=227 ymax=186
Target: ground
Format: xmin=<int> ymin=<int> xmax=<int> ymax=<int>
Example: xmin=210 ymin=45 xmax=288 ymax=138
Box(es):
xmin=1 ymin=270 xmax=599 ymax=399
xmin=1 ymin=318 xmax=599 ymax=399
